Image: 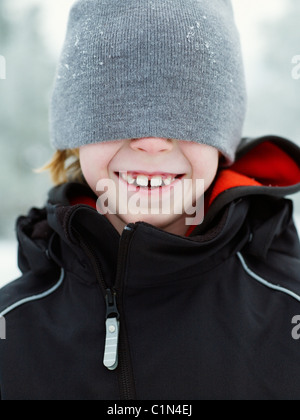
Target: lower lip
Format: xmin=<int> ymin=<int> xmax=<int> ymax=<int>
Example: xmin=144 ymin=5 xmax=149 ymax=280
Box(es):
xmin=115 ymin=173 xmax=185 ymax=195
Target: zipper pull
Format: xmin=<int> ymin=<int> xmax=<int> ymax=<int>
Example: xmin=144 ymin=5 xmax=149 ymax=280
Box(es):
xmin=103 ymin=289 xmax=120 ymax=371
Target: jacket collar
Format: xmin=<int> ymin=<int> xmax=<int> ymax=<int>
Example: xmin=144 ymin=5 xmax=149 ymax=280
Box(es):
xmin=44 ymin=194 xmax=250 ymax=287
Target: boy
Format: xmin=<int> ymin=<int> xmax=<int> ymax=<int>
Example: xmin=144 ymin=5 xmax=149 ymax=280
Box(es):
xmin=1 ymin=0 xmax=300 ymax=400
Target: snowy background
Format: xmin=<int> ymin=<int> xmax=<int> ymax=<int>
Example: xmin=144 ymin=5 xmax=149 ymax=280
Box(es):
xmin=0 ymin=0 xmax=300 ymax=288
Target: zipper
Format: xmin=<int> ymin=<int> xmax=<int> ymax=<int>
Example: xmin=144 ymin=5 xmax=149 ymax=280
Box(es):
xmin=103 ymin=289 xmax=120 ymax=370
xmin=71 ymin=223 xmax=136 ymax=399
xmin=113 ymin=225 xmax=137 ymax=400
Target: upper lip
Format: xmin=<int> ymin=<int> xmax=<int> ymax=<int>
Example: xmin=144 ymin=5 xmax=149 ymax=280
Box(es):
xmin=115 ymin=171 xmax=185 ymax=178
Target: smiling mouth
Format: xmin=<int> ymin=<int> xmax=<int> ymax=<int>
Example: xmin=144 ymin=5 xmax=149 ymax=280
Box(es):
xmin=114 ymin=172 xmax=185 ymax=189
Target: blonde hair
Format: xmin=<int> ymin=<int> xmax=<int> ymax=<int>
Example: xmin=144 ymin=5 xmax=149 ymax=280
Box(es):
xmin=37 ymin=149 xmax=84 ymax=186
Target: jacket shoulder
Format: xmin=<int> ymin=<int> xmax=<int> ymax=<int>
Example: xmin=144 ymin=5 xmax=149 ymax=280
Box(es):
xmin=238 ymin=196 xmax=300 ymax=302
xmin=237 ymin=251 xmax=300 ymax=303
xmin=0 ymin=268 xmax=64 ymax=318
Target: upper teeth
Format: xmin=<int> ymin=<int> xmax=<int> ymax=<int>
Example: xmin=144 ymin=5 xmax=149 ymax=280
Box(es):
xmin=120 ymin=173 xmax=176 ymax=188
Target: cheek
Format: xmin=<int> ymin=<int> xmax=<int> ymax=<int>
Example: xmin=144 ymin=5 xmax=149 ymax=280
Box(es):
xmin=197 ymin=158 xmax=219 ymax=191
xmin=79 ymin=146 xmax=110 ymax=188
xmin=197 ymin=154 xmax=218 ymax=176
xmin=79 ymin=150 xmax=97 ymax=185
xmin=181 ymin=144 xmax=219 ymax=190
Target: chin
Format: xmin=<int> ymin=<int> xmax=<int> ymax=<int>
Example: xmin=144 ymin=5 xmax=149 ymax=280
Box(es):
xmin=122 ymin=212 xmax=184 ymax=229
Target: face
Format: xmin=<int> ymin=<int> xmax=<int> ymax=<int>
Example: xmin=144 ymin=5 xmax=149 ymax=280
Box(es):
xmin=79 ymin=138 xmax=219 ymax=236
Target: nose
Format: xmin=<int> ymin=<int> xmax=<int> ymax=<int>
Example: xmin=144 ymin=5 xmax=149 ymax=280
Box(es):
xmin=130 ymin=137 xmax=173 ymax=154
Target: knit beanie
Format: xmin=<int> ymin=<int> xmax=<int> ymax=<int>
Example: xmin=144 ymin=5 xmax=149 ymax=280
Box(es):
xmin=49 ymin=0 xmax=247 ymax=165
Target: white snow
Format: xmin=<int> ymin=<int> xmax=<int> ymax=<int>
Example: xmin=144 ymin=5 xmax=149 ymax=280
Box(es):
xmin=0 ymin=241 xmax=21 ymax=289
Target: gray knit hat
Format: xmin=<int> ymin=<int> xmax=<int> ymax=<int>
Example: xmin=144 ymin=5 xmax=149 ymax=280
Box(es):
xmin=49 ymin=0 xmax=247 ymax=165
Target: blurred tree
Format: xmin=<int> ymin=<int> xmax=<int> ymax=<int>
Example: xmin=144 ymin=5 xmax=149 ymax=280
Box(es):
xmin=0 ymin=0 xmax=55 ymax=238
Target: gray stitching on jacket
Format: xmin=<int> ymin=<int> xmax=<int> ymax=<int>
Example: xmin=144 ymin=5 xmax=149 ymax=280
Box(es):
xmin=237 ymin=253 xmax=300 ymax=303
xmin=0 ymin=269 xmax=65 ymax=318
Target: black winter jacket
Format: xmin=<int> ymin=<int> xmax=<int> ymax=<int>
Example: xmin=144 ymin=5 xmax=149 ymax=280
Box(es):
xmin=1 ymin=136 xmax=300 ymax=400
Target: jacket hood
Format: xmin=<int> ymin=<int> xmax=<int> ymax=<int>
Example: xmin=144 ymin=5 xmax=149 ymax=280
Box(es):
xmin=16 ymin=135 xmax=300 ymax=276
xmin=197 ymin=135 xmax=300 ymax=233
